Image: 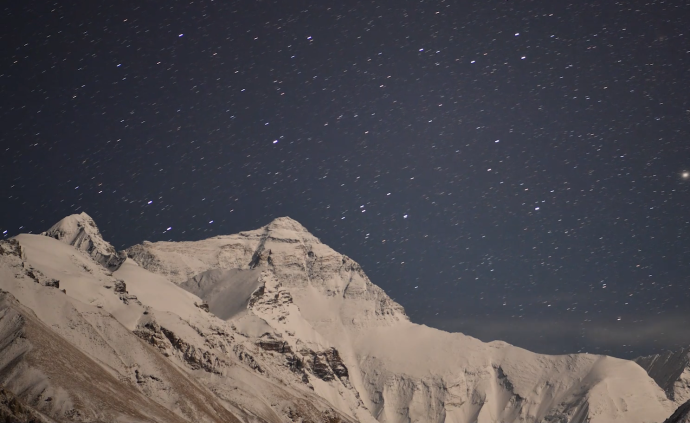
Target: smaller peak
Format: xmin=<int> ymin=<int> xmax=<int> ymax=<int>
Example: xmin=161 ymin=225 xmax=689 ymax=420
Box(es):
xmin=44 ymin=212 xmax=98 ymax=238
xmin=43 ymin=212 xmax=125 ymax=271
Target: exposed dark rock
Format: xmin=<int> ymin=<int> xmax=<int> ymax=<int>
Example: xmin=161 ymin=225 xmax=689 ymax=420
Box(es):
xmin=43 ymin=279 xmax=59 ymax=289
xmin=125 ymin=244 xmax=161 ymax=270
xmin=248 ymin=229 xmax=270 ymax=269
xmin=103 ymin=252 xmax=127 ymax=271
xmin=134 ymin=322 xmax=172 ymax=355
xmin=665 ymin=399 xmax=690 ymax=423
xmin=135 ymin=321 xmax=227 ymax=374
xmin=298 ymin=347 xmax=349 ymax=383
xmin=119 ymin=294 xmax=139 ymax=305
xmin=322 ymin=409 xmax=343 ymax=423
xmin=285 ymin=354 xmax=310 ymax=384
xmin=113 ymin=280 xmax=127 ymax=293
xmin=257 ymin=336 xmax=292 ymax=354
xmin=135 ymin=369 xmax=162 ymax=384
xmin=159 ymin=327 xmax=227 ymax=374
xmin=194 ymin=302 xmax=210 ymax=312
xmin=0 ymin=239 xmax=22 ymax=258
xmin=278 ymin=290 xmax=293 ymax=304
xmin=495 ymin=365 xmax=514 ymax=391
xmin=322 ymin=348 xmax=348 ymax=380
xmin=232 ymin=345 xmax=263 ymax=373
xmin=24 ymin=268 xmax=40 ymax=283
xmin=0 ymin=387 xmax=50 ymax=423
xmin=311 ymin=354 xmax=334 ymax=382
xmin=248 ymin=285 xmax=265 ymax=307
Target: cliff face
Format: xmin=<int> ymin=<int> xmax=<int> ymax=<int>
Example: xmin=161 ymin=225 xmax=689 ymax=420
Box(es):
xmin=636 ymin=348 xmax=690 ymax=406
xmin=664 ymin=400 xmax=690 ymax=423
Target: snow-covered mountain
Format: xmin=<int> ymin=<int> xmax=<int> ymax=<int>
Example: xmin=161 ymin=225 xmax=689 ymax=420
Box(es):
xmin=0 ymin=213 xmax=682 ymax=423
xmin=42 ymin=212 xmax=126 ymax=271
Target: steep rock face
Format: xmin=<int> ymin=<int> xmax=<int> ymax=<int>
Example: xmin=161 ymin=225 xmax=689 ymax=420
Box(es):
xmin=665 ymin=400 xmax=690 ymax=423
xmin=127 ymin=217 xmax=674 ymax=423
xmin=636 ymin=348 xmax=690 ymax=404
xmin=42 ymin=212 xmax=126 ymax=271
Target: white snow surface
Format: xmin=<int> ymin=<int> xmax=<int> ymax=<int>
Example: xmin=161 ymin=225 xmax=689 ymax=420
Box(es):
xmin=0 ymin=215 xmax=678 ymax=423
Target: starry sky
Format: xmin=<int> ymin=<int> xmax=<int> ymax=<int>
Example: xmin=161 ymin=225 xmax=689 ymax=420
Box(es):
xmin=2 ymin=0 xmax=690 ymax=359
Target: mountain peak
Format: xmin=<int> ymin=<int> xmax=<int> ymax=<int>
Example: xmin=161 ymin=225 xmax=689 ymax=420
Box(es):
xmin=266 ymin=216 xmax=309 ymax=233
xmin=126 ymin=217 xmax=408 ymax=329
xmin=43 ymin=212 xmax=126 ymax=270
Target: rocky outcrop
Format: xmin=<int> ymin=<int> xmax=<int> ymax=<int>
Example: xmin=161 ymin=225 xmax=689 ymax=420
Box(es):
xmin=20 ymin=264 xmax=60 ymax=289
xmin=665 ymin=400 xmax=690 ymax=423
xmin=232 ymin=344 xmax=264 ymax=373
xmin=322 ymin=348 xmax=348 ymax=380
xmin=42 ymin=212 xmax=126 ymax=271
xmin=0 ymin=239 xmax=23 ymax=258
xmin=126 ymin=242 xmax=163 ymax=272
xmin=43 ymin=279 xmax=59 ymax=288
xmin=0 ymin=387 xmax=52 ymax=423
xmin=636 ymin=348 xmax=690 ymax=404
xmin=258 ymin=335 xmax=292 ymax=354
xmin=113 ymin=279 xmax=127 ymax=293
xmin=195 ymin=301 xmax=210 ymax=312
xmin=297 ymin=348 xmax=349 ymax=383
xmin=134 ymin=320 xmax=228 ymax=374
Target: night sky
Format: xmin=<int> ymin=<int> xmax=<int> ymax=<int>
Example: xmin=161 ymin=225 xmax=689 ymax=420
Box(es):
xmin=2 ymin=0 xmax=690 ymax=359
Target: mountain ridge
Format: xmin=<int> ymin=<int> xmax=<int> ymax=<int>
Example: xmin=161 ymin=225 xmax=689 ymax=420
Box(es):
xmin=0 ymin=213 xmax=683 ymax=423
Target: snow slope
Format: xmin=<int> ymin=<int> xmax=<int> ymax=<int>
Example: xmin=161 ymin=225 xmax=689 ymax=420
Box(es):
xmin=125 ymin=216 xmax=676 ymax=423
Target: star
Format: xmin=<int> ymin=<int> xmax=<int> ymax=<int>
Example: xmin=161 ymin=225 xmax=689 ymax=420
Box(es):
xmin=682 ymin=171 xmax=690 ymax=180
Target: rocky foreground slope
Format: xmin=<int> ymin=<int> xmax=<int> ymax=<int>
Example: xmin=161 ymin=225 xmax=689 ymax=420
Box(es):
xmin=0 ymin=212 xmax=684 ymax=422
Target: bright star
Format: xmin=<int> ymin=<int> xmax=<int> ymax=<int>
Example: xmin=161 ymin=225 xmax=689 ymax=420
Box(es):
xmin=682 ymin=171 xmax=689 ymax=180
